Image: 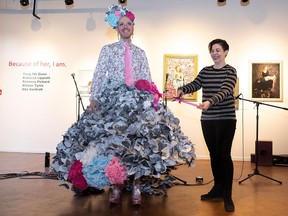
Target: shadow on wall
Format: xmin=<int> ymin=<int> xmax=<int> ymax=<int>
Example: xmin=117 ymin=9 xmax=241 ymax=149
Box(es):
xmin=86 ymin=13 xmax=96 ymax=31
xmin=31 ymin=17 xmax=41 ymax=31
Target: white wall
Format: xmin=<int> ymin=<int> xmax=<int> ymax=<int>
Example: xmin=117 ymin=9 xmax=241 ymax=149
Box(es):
xmin=0 ymin=0 xmax=287 ymax=160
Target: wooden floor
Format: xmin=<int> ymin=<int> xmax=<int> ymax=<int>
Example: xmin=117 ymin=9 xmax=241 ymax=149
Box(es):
xmin=0 ymin=152 xmax=287 ymax=216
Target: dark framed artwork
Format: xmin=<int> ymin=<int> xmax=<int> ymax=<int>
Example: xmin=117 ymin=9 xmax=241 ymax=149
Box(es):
xmin=251 ymin=61 xmax=283 ymax=102
xmin=163 ymin=54 xmax=198 ymax=101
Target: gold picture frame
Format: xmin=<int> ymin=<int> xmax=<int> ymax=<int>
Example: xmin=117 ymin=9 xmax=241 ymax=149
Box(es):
xmin=163 ymin=54 xmax=198 ymax=101
xmin=234 ymin=78 xmax=239 ymax=110
xmin=251 ymin=61 xmax=283 ymax=102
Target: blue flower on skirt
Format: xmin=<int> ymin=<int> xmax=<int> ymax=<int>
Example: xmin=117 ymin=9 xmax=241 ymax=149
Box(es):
xmin=82 ymin=155 xmax=111 ymax=189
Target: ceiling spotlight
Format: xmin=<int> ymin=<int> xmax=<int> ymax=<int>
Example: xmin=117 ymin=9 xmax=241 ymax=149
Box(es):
xmin=20 ymin=0 xmax=29 ymax=6
xmin=118 ymin=0 xmax=127 ymax=4
xmin=65 ymin=0 xmax=74 ymax=5
xmin=241 ymin=0 xmax=250 ymax=5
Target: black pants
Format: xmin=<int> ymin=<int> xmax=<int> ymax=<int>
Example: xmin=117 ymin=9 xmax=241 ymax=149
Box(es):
xmin=201 ymin=119 xmax=236 ymax=192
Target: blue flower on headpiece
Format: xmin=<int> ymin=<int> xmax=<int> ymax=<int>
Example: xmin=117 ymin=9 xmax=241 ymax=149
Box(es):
xmin=106 ymin=13 xmax=119 ymax=28
xmin=105 ymin=4 xmax=135 ymax=28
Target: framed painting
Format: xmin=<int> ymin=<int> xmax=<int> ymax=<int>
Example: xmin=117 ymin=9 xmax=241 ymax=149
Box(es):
xmin=234 ymin=78 xmax=239 ymax=110
xmin=163 ymin=54 xmax=198 ymax=101
xmin=251 ymin=61 xmax=283 ymax=102
xmin=78 ymin=69 xmax=93 ymax=96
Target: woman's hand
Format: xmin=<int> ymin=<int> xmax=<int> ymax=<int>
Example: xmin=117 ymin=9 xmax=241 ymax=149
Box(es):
xmin=197 ymin=101 xmax=211 ymax=111
xmin=176 ymin=89 xmax=184 ymax=98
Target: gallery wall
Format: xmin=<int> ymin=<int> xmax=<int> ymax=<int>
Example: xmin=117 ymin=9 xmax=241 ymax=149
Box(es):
xmin=0 ymin=0 xmax=287 ymax=160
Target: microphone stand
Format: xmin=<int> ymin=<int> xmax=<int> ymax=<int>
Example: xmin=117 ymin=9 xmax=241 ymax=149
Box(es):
xmin=163 ymin=73 xmax=169 ymax=110
xmin=71 ymin=73 xmax=85 ymax=122
xmin=237 ymin=94 xmax=286 ymax=185
xmin=162 ymin=73 xmax=188 ymax=185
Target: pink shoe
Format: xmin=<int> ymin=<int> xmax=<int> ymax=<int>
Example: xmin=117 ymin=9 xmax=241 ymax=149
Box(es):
xmin=132 ymin=185 xmax=141 ymax=205
xmin=109 ymin=186 xmax=122 ymax=204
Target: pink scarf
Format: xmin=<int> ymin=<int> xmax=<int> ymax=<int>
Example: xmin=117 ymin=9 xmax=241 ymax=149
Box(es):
xmin=135 ymin=79 xmax=198 ymax=110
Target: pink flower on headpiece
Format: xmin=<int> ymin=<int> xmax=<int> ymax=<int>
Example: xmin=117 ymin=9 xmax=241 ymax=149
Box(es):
xmin=126 ymin=11 xmax=135 ymax=22
xmin=115 ymin=11 xmax=121 ymax=18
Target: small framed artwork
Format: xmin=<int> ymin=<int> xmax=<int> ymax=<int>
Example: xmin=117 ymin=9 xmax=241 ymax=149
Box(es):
xmin=251 ymin=61 xmax=283 ymax=102
xmin=78 ymin=69 xmax=93 ymax=96
xmin=163 ymin=54 xmax=198 ymax=101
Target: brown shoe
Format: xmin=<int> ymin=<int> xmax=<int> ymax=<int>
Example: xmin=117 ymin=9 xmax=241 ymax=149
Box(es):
xmin=132 ymin=185 xmax=141 ymax=205
xmin=109 ymin=186 xmax=122 ymax=204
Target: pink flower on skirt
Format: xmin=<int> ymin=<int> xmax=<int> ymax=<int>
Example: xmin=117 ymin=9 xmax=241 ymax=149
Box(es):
xmin=68 ymin=160 xmax=88 ymax=191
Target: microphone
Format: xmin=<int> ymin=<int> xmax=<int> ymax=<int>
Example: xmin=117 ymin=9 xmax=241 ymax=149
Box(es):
xmin=234 ymin=93 xmax=242 ymax=99
xmin=71 ymin=73 xmax=75 ymax=78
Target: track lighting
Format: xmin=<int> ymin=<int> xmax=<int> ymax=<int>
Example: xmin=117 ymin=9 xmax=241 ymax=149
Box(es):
xmin=20 ymin=0 xmax=29 ymax=6
xmin=118 ymin=0 xmax=127 ymax=4
xmin=217 ymin=0 xmax=250 ymax=5
xmin=20 ymin=0 xmax=40 ymax=19
xmin=241 ymin=0 xmax=250 ymax=5
xmin=217 ymin=0 xmax=226 ymax=6
xmin=65 ymin=0 xmax=74 ymax=6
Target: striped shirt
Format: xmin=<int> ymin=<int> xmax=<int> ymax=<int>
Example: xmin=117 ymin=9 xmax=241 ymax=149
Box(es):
xmin=180 ymin=64 xmax=237 ymax=120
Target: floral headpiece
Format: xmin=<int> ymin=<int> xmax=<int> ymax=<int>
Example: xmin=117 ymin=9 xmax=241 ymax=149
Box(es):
xmin=105 ymin=4 xmax=135 ymax=28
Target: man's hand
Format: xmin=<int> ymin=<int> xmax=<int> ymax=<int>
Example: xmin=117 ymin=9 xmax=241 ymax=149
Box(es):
xmin=89 ymin=100 xmax=97 ymax=113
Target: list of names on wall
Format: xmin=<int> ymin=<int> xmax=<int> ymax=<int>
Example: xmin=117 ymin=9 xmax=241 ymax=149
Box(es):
xmin=8 ymin=60 xmax=67 ymax=92
xmin=22 ymin=72 xmax=50 ymax=91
